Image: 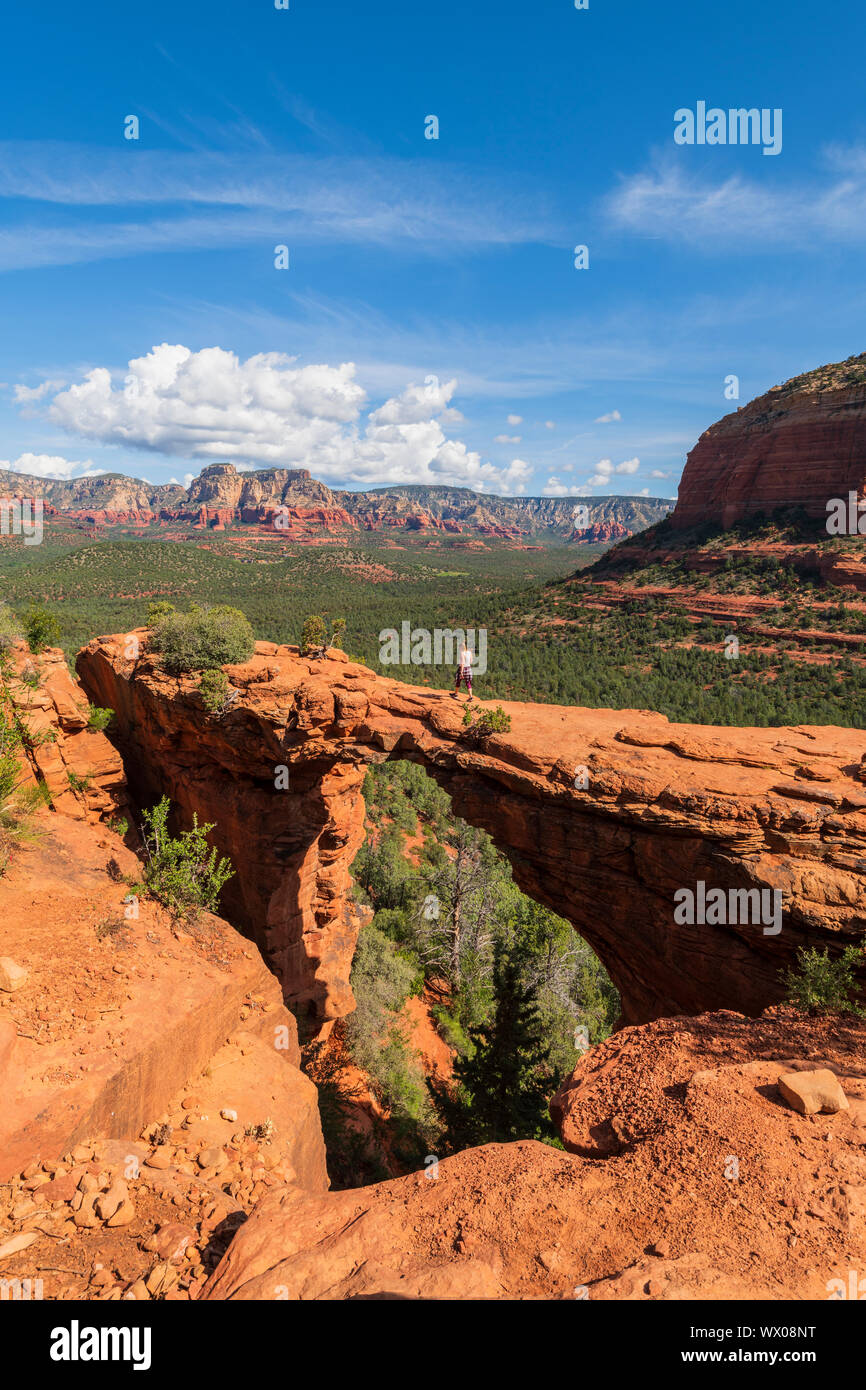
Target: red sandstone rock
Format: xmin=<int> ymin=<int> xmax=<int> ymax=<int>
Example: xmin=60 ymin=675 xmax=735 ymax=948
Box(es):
xmin=77 ymin=636 xmax=866 ymax=1030
xmin=673 ymin=354 xmax=866 ymax=529
xmin=202 ymin=1007 xmax=866 ymax=1301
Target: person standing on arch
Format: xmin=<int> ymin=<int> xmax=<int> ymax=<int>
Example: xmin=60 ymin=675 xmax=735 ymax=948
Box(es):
xmin=454 ymin=635 xmax=473 ymax=699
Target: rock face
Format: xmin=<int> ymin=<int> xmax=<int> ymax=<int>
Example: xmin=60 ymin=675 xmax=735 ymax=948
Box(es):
xmin=673 ymin=353 xmax=866 ymax=529
xmin=5 ymin=641 xmax=129 ymax=824
xmin=77 ymin=637 xmax=866 ymax=1031
xmin=202 ymin=1006 xmax=866 ymax=1301
xmin=0 ymin=644 xmax=326 ymax=1189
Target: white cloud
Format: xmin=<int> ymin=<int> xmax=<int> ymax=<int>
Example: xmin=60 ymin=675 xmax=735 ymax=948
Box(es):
xmin=506 ymin=414 xmax=523 ymax=426
xmin=580 ymin=456 xmax=641 ymax=488
xmin=494 ymin=433 xmax=521 ymax=444
xmin=542 ymin=476 xmax=571 ymax=497
xmin=605 ymin=148 xmax=866 ymax=251
xmin=12 ymin=379 xmax=66 ymax=404
xmin=544 ymin=420 xmax=555 ymax=429
xmin=649 ymin=469 xmax=669 ymax=479
xmin=0 ymin=451 xmax=102 ymax=479
xmin=0 ymin=144 xmax=562 ymax=272
xmin=39 ymin=343 xmax=530 ymax=493
xmin=638 ymin=487 xmax=650 ymax=496
xmin=595 ymin=409 xmax=621 ymax=423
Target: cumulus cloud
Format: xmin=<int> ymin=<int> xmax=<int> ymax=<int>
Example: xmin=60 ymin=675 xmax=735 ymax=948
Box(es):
xmin=580 ymin=456 xmax=641 ymax=488
xmin=595 ymin=409 xmax=621 ymax=423
xmin=507 ymin=414 xmax=523 ymax=426
xmin=13 ymin=379 xmax=66 ymax=404
xmin=544 ymin=420 xmax=555 ymax=429
xmin=649 ymin=469 xmax=669 ymax=479
xmin=494 ymin=433 xmax=521 ymax=444
xmin=38 ymin=343 xmax=530 ymax=493
xmin=542 ymin=476 xmax=571 ymax=496
xmin=0 ymin=451 xmax=102 ymax=479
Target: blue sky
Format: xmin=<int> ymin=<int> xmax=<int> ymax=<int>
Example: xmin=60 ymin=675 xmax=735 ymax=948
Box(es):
xmin=2 ymin=0 xmax=865 ymax=499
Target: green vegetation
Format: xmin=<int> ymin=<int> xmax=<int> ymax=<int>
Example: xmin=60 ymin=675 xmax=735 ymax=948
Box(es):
xmin=442 ymin=942 xmax=555 ymax=1145
xmin=137 ymin=795 xmax=234 ymax=921
xmin=23 ymin=605 xmax=61 ymax=653
xmin=300 ymin=614 xmax=347 ymax=657
xmin=197 ymin=668 xmax=232 ymax=715
xmin=150 ymin=603 xmax=255 ymax=675
xmin=0 ymin=605 xmax=19 ymax=651
xmin=0 ymin=609 xmax=48 ymax=874
xmin=461 ymin=702 xmax=512 ymax=743
xmin=1 ymin=525 xmax=859 ymax=726
xmin=784 ymin=943 xmax=865 ymax=1017
xmin=66 ymin=769 xmax=92 ymax=797
xmin=86 ymin=704 xmax=114 ymax=732
xmin=323 ymin=760 xmax=619 ymax=1178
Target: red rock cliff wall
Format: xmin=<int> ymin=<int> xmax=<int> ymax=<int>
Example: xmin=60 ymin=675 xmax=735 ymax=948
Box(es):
xmin=673 ymin=384 xmax=866 ymax=529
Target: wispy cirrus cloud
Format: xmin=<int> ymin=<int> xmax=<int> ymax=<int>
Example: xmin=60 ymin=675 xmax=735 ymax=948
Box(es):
xmin=605 ymin=145 xmax=866 ymax=250
xmin=0 ymin=142 xmax=563 ymax=271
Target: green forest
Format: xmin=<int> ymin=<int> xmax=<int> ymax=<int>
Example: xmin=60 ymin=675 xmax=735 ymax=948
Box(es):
xmin=1 ymin=527 xmax=863 ymax=727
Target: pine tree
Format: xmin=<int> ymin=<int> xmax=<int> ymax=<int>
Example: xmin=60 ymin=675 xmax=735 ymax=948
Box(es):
xmin=452 ymin=941 xmax=554 ymax=1145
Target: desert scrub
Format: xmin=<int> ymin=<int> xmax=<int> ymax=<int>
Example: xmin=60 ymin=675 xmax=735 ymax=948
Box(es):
xmin=66 ymin=769 xmax=92 ymax=796
xmin=300 ymin=615 xmax=346 ymax=657
xmin=461 ymin=703 xmax=512 ymax=744
xmin=0 ymin=604 xmax=19 ymax=651
xmin=784 ymin=944 xmax=865 ymax=1017
xmin=197 ymin=668 xmax=232 ymax=715
xmin=139 ymin=795 xmax=233 ymax=920
xmin=23 ymin=606 xmax=61 ymax=654
xmin=86 ymin=704 xmax=114 ymax=731
xmin=150 ymin=603 xmax=254 ymax=675
xmin=0 ymin=690 xmax=48 ymax=874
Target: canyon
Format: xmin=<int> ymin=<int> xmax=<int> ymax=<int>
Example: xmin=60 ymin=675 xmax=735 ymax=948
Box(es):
xmin=2 ymin=354 xmax=866 ymax=1303
xmin=2 ymin=634 xmax=865 ymax=1302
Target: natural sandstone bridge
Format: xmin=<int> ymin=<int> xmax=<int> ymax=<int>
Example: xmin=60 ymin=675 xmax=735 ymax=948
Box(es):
xmin=78 ymin=637 xmax=866 ymax=1031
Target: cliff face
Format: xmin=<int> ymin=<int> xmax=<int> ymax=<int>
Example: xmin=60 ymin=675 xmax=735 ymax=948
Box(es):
xmin=673 ymin=353 xmax=866 ymax=529
xmin=77 ymin=638 xmax=866 ymax=1032
xmin=0 ymin=644 xmax=327 ymax=1190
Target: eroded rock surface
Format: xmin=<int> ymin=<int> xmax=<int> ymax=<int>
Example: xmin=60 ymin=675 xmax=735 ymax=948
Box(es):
xmin=202 ymin=1007 xmax=866 ymax=1301
xmin=78 ymin=636 xmax=866 ymax=1029
xmin=673 ymin=354 xmax=866 ymax=529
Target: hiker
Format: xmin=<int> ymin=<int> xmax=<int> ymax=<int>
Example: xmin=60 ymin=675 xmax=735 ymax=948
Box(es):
xmin=454 ymin=638 xmax=473 ymax=698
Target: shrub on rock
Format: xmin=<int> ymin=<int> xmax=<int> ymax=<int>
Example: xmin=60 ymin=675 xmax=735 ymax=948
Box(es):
xmin=150 ymin=604 xmax=254 ymax=675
